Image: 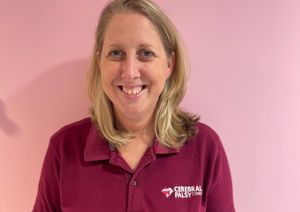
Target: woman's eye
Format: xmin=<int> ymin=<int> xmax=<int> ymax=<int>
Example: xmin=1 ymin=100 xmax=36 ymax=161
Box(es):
xmin=139 ymin=50 xmax=154 ymax=59
xmin=108 ymin=50 xmax=123 ymax=58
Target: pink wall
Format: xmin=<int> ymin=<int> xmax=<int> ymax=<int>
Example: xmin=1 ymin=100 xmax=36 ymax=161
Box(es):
xmin=1 ymin=0 xmax=299 ymax=211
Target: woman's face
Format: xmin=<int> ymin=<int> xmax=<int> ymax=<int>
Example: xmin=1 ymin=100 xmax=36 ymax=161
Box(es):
xmin=98 ymin=12 xmax=174 ymax=122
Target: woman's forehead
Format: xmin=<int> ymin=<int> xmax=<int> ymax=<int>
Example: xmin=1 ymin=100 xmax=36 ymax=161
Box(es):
xmin=102 ymin=13 xmax=163 ymax=49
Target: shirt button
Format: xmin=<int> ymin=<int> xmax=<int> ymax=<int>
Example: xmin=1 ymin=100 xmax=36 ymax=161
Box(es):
xmin=131 ymin=180 xmax=137 ymax=186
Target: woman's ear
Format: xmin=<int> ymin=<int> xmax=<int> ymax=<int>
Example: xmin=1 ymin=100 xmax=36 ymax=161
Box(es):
xmin=96 ymin=51 xmax=101 ymax=70
xmin=166 ymin=51 xmax=175 ymax=78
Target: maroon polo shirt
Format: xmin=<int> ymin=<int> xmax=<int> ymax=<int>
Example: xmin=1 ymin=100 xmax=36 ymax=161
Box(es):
xmin=33 ymin=118 xmax=235 ymax=212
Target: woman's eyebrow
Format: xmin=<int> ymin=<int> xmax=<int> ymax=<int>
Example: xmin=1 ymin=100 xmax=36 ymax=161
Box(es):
xmin=107 ymin=44 xmax=122 ymax=49
xmin=106 ymin=43 xmax=156 ymax=49
xmin=138 ymin=43 xmax=155 ymax=49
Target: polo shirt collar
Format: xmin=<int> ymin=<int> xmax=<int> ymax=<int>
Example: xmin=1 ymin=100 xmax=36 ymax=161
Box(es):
xmin=84 ymin=124 xmax=180 ymax=162
xmin=84 ymin=125 xmax=111 ymax=162
xmin=152 ymin=138 xmax=180 ymax=155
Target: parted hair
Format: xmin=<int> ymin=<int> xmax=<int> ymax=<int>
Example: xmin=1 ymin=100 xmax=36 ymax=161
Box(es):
xmin=87 ymin=0 xmax=199 ymax=148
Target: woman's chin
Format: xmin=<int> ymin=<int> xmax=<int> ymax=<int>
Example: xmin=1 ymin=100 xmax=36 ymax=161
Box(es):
xmin=123 ymin=108 xmax=145 ymax=118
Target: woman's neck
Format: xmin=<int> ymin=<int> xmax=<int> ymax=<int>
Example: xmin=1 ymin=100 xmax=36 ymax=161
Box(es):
xmin=114 ymin=109 xmax=155 ymax=142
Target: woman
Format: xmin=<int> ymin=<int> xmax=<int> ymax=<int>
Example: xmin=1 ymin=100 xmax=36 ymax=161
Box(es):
xmin=33 ymin=0 xmax=235 ymax=211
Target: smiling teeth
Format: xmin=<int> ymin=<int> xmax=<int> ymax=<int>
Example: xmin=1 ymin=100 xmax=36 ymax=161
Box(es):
xmin=122 ymin=86 xmax=143 ymax=95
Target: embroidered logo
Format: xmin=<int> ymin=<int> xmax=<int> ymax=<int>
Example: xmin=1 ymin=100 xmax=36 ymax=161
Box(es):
xmin=161 ymin=187 xmax=174 ymax=198
xmin=161 ymin=185 xmax=203 ymax=199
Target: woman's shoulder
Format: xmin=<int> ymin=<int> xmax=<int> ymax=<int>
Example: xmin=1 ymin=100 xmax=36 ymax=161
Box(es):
xmin=189 ymin=121 xmax=224 ymax=152
xmin=196 ymin=122 xmax=220 ymax=140
xmin=50 ymin=117 xmax=93 ymax=142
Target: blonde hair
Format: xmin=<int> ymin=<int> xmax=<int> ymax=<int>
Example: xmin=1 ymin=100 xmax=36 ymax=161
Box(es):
xmin=88 ymin=0 xmax=199 ymax=148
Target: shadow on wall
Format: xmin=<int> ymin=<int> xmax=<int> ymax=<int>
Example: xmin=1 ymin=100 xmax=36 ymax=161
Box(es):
xmin=0 ymin=99 xmax=20 ymax=136
xmin=6 ymin=58 xmax=91 ymax=139
xmin=1 ymin=59 xmax=91 ymax=211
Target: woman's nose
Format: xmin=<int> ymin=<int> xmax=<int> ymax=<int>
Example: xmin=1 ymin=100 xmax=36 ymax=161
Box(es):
xmin=120 ymin=55 xmax=141 ymax=80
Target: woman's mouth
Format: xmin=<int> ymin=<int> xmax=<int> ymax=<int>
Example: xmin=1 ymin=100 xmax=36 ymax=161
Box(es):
xmin=118 ymin=85 xmax=147 ymax=96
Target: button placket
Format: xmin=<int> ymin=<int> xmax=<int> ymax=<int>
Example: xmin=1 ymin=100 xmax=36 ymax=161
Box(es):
xmin=126 ymin=149 xmax=155 ymax=212
xmin=127 ymin=177 xmax=138 ymax=212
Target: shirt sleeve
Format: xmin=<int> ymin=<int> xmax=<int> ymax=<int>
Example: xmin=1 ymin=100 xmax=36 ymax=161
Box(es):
xmin=206 ymin=137 xmax=235 ymax=212
xmin=32 ymin=137 xmax=62 ymax=212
